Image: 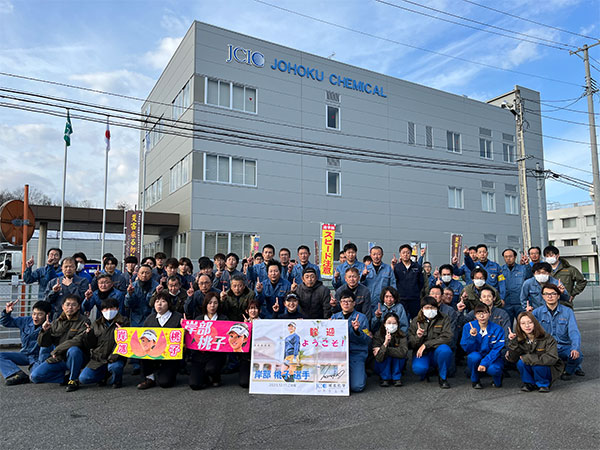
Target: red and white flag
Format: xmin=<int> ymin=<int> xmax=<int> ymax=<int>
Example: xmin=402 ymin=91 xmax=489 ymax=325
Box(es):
xmin=105 ymin=120 xmax=111 ymax=152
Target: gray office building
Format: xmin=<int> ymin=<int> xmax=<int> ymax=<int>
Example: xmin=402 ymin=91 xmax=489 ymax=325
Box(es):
xmin=139 ymin=21 xmax=546 ymax=265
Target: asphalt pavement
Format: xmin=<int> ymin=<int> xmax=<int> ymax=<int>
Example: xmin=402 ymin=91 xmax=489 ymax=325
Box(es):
xmin=1 ymin=311 xmax=599 ymax=450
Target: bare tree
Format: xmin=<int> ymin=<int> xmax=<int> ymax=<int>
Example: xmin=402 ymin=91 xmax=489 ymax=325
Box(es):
xmin=0 ymin=187 xmax=53 ymax=206
xmin=115 ymin=200 xmax=132 ymax=210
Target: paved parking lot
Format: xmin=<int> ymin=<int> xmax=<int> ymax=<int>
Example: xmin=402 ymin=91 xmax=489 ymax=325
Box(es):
xmin=1 ymin=311 xmax=598 ymax=449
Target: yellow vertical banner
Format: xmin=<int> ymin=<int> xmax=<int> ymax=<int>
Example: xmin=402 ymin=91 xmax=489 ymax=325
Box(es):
xmin=320 ymin=224 xmax=336 ymax=279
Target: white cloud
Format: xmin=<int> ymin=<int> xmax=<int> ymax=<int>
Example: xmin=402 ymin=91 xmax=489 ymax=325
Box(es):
xmin=70 ymin=69 xmax=155 ymax=98
xmin=0 ymin=0 xmax=13 ymax=14
xmin=160 ymin=9 xmax=192 ymax=35
xmin=144 ymin=37 xmax=183 ymax=70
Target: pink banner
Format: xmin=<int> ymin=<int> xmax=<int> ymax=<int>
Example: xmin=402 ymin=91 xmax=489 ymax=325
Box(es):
xmin=182 ymin=320 xmax=253 ymax=353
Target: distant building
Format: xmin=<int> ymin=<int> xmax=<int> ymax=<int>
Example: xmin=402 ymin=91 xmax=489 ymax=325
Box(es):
xmin=547 ymin=201 xmax=597 ymax=278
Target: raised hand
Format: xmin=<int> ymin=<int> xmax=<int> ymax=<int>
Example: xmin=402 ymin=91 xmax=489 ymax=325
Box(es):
xmin=463 ymin=246 xmax=470 ymax=255
xmin=42 ymin=313 xmax=52 ymax=331
xmin=329 ymin=292 xmax=336 ymax=307
xmin=52 ymin=278 xmax=61 ymax=293
xmin=457 ymin=298 xmax=466 ymax=312
xmin=351 ymin=315 xmax=360 ymax=332
xmin=384 ymin=330 xmax=391 ymax=346
xmin=334 ymin=269 xmax=340 ymax=279
xmin=451 ymin=256 xmax=458 ymax=265
xmin=420 ymin=247 xmax=426 ymax=257
xmin=416 ymin=323 xmax=425 ymax=338
xmin=220 ymin=285 xmax=227 ymax=301
xmin=469 ymin=322 xmax=478 ymax=337
xmin=5 ymin=300 xmax=17 ymax=314
xmin=391 ymin=253 xmax=398 ymax=267
xmin=520 ymin=252 xmax=529 ymax=265
xmin=375 ymin=302 xmax=382 ymax=318
xmin=255 ymin=277 xmax=263 ymax=293
xmin=272 ymin=297 xmax=280 ymax=313
xmin=85 ymin=323 xmax=92 ymax=334
xmin=291 ymin=279 xmax=298 ymax=292
xmin=127 ymin=279 xmax=134 ymax=295
xmin=507 ymin=327 xmax=516 ymax=340
xmin=526 ymin=300 xmax=533 ymax=312
xmin=26 ymin=256 xmax=34 ymax=268
xmin=187 ymin=285 xmax=195 ymax=297
xmin=156 ymin=284 xmax=164 ymax=294
xmin=85 ymin=284 xmax=93 ymax=300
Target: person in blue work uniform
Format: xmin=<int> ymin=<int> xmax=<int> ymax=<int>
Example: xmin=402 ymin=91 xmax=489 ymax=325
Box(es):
xmin=501 ymin=248 xmax=532 ymax=323
xmin=124 ymin=264 xmax=158 ymax=375
xmin=177 ymin=257 xmax=195 ymax=291
xmin=255 ymin=260 xmax=291 ymax=319
xmin=459 ymin=286 xmax=511 ymax=346
xmin=520 ymin=262 xmax=569 ymax=311
xmin=272 ymin=293 xmax=305 ymax=320
xmin=82 ymin=274 xmax=126 ymax=316
xmin=464 ymin=244 xmax=506 ymax=301
xmin=288 ymin=245 xmax=321 ymax=285
xmin=331 ymin=289 xmax=371 ymax=393
xmin=452 ymin=246 xmax=477 ymax=284
xmin=333 ymin=243 xmax=365 ymax=290
xmin=91 ymin=256 xmax=127 ymax=292
xmin=123 ymin=256 xmax=139 ymax=286
xmin=429 ymin=264 xmax=463 ymax=307
xmin=533 ymin=283 xmax=584 ymax=379
xmin=24 ymin=248 xmax=62 ymax=300
xmin=72 ymin=252 xmax=93 ymax=283
xmin=393 ymin=244 xmax=424 ymax=320
xmin=151 ymin=251 xmax=167 ymax=283
xmin=0 ymin=300 xmax=52 ymax=385
xmin=45 ymin=257 xmax=88 ymax=318
xmin=505 ymin=311 xmax=564 ymax=392
xmin=185 ymin=274 xmax=221 ymax=318
xmin=528 ymin=246 xmax=542 ymax=267
xmin=331 ymin=267 xmax=372 ymax=323
xmin=247 ymin=244 xmax=276 ymax=284
xmin=408 ymin=296 xmax=453 ymax=389
xmin=373 ymin=312 xmax=408 ymax=387
xmin=460 ymin=303 xmax=505 ymax=389
xmin=362 ymin=246 xmax=396 ymax=303
xmin=213 ymin=252 xmax=246 ymax=291
xmin=282 ymin=322 xmax=301 ymax=382
xmin=370 ymin=286 xmax=409 ymax=334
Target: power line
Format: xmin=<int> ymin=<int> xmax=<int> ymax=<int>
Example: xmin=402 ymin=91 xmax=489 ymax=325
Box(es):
xmin=524 ymin=108 xmax=600 ymax=128
xmin=375 ymin=0 xmax=575 ymax=50
xmin=251 ymin=0 xmax=581 ymax=87
xmin=531 ymin=155 xmax=592 ymax=175
xmin=528 ymin=130 xmax=590 ymax=145
xmin=458 ymin=0 xmax=600 ymax=41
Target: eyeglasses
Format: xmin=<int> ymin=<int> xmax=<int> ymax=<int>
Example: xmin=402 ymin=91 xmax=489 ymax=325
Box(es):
xmin=542 ymin=292 xmax=559 ymax=297
xmin=340 ymin=299 xmax=354 ymax=304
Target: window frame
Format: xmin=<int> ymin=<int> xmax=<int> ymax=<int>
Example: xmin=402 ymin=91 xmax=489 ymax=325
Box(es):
xmin=479 ymin=137 xmax=493 ymax=160
xmin=326 ymin=104 xmax=341 ymax=130
xmin=446 ymin=131 xmax=461 ymax=154
xmin=481 ymin=191 xmax=496 ymax=213
xmin=202 ymin=153 xmax=257 ymax=187
xmin=204 ymin=77 xmax=258 ymax=115
xmin=326 ymin=170 xmax=341 ymax=196
xmin=504 ymin=194 xmax=518 ymax=215
xmin=448 ymin=186 xmax=464 ymax=209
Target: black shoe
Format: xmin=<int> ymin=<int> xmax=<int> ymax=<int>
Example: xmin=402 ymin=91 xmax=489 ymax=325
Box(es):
xmin=137 ymin=378 xmax=156 ymax=390
xmin=131 ymin=367 xmax=141 ymax=376
xmin=438 ymin=377 xmax=450 ymax=389
xmin=379 ymin=380 xmax=390 ymax=387
xmin=5 ymin=371 xmax=30 ymax=386
xmin=394 ymin=380 xmax=403 ymax=387
xmin=472 ymin=381 xmax=483 ymax=389
xmin=538 ymin=386 xmax=550 ymax=393
xmin=112 ymin=381 xmax=122 ymax=389
xmin=189 ymin=384 xmax=206 ymax=391
xmin=574 ymin=369 xmax=585 ymax=377
xmin=521 ymin=383 xmax=536 ymax=392
xmin=65 ymin=380 xmax=79 ymax=392
xmin=560 ymin=372 xmax=572 ymax=381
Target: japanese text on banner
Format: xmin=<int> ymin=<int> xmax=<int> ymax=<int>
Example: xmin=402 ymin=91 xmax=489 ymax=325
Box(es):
xmin=320 ymin=224 xmax=336 ymax=279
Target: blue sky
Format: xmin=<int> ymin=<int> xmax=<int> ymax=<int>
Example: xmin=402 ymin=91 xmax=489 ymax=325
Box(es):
xmin=0 ymin=0 xmax=598 ymax=208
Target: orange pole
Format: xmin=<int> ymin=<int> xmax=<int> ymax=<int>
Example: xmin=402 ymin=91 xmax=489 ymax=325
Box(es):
xmin=20 ymin=184 xmax=29 ymax=316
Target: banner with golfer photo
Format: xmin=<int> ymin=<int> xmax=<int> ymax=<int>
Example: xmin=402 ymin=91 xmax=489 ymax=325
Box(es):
xmin=249 ymin=319 xmax=349 ymax=396
xmin=112 ymin=327 xmax=184 ymax=360
xmin=181 ymin=320 xmax=253 ymax=353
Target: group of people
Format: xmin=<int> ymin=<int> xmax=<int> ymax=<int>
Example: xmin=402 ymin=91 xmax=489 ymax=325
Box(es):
xmin=0 ymin=241 xmax=587 ymax=394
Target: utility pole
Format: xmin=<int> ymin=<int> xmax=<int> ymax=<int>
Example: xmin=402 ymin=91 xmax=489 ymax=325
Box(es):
xmin=571 ymin=42 xmax=600 ymax=274
xmin=515 ymin=88 xmax=532 ymax=250
xmin=535 ymin=162 xmax=547 ymax=249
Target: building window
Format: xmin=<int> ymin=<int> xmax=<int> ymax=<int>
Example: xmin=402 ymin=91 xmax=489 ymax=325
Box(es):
xmin=204 ymin=154 xmax=257 ymax=186
xmin=144 ymin=177 xmax=163 ymax=207
xmin=172 ymin=80 xmax=191 ymax=121
xmin=202 ymin=231 xmax=255 ymax=257
xmin=563 ymin=239 xmax=578 ymax=247
xmin=547 ymin=220 xmax=554 ymax=230
xmin=503 ymin=143 xmax=516 ymax=163
xmin=446 ymin=131 xmax=461 ymax=153
xmin=562 ymin=217 xmax=577 ymax=228
xmin=448 ymin=187 xmax=463 ymax=209
xmin=146 ymin=115 xmax=164 ymax=151
xmin=408 ymin=122 xmax=416 ymax=145
xmin=175 ymin=232 xmax=187 ymax=259
xmin=426 ymin=126 xmax=433 ymax=148
xmin=482 ymin=191 xmax=496 ymax=212
xmin=505 ymin=194 xmax=518 ymax=215
xmin=586 ymin=215 xmax=596 ymax=226
xmin=170 ymin=154 xmax=191 ymax=193
xmin=206 ymin=77 xmax=256 ymax=113
xmin=327 ymin=171 xmax=341 ymax=195
xmin=480 ymin=138 xmax=493 ymax=159
xmin=326 ymin=105 xmax=340 ymax=130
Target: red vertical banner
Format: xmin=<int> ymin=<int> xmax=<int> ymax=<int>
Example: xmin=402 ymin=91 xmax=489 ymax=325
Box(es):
xmin=124 ymin=210 xmax=142 ymax=262
xmin=451 ymin=233 xmax=463 ymax=264
xmin=320 ymin=224 xmax=336 ymax=279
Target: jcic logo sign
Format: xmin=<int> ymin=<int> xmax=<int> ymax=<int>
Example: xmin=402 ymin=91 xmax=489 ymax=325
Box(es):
xmin=226 ymin=44 xmax=264 ymax=68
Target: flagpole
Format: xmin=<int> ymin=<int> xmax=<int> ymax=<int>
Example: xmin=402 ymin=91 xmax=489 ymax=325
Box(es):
xmin=59 ymin=110 xmax=70 ymax=249
xmin=100 ymin=116 xmax=109 ymax=267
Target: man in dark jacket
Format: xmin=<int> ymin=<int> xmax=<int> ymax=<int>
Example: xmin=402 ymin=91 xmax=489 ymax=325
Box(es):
xmin=543 ymin=245 xmax=587 ymax=307
xmin=294 ymin=267 xmax=330 ymax=319
xmin=30 ymin=295 xmax=90 ymax=392
xmin=149 ymin=275 xmax=187 ymax=314
xmin=219 ymin=275 xmax=255 ymax=322
xmin=24 ymin=248 xmax=62 ymax=300
xmin=45 ymin=257 xmax=88 ymax=318
xmin=331 ymin=267 xmax=372 ymax=322
xmin=77 ymin=297 xmax=129 ymax=388
xmin=394 ymin=244 xmax=424 ymax=319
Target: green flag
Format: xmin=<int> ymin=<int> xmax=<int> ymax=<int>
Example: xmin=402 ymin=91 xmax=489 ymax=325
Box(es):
xmin=64 ymin=110 xmax=73 ymax=146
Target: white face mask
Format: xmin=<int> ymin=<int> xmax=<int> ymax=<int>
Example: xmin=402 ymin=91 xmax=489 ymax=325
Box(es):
xmin=545 ymin=256 xmax=557 ymax=265
xmin=423 ymin=309 xmax=438 ymax=319
xmin=473 ymin=279 xmax=485 ymax=288
xmin=385 ymin=323 xmax=398 ymax=334
xmin=102 ymin=310 xmax=118 ymax=321
xmin=441 ymin=275 xmax=452 ymax=283
xmin=77 ymin=262 xmax=85 ymax=272
xmin=534 ymin=274 xmax=549 ymax=283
